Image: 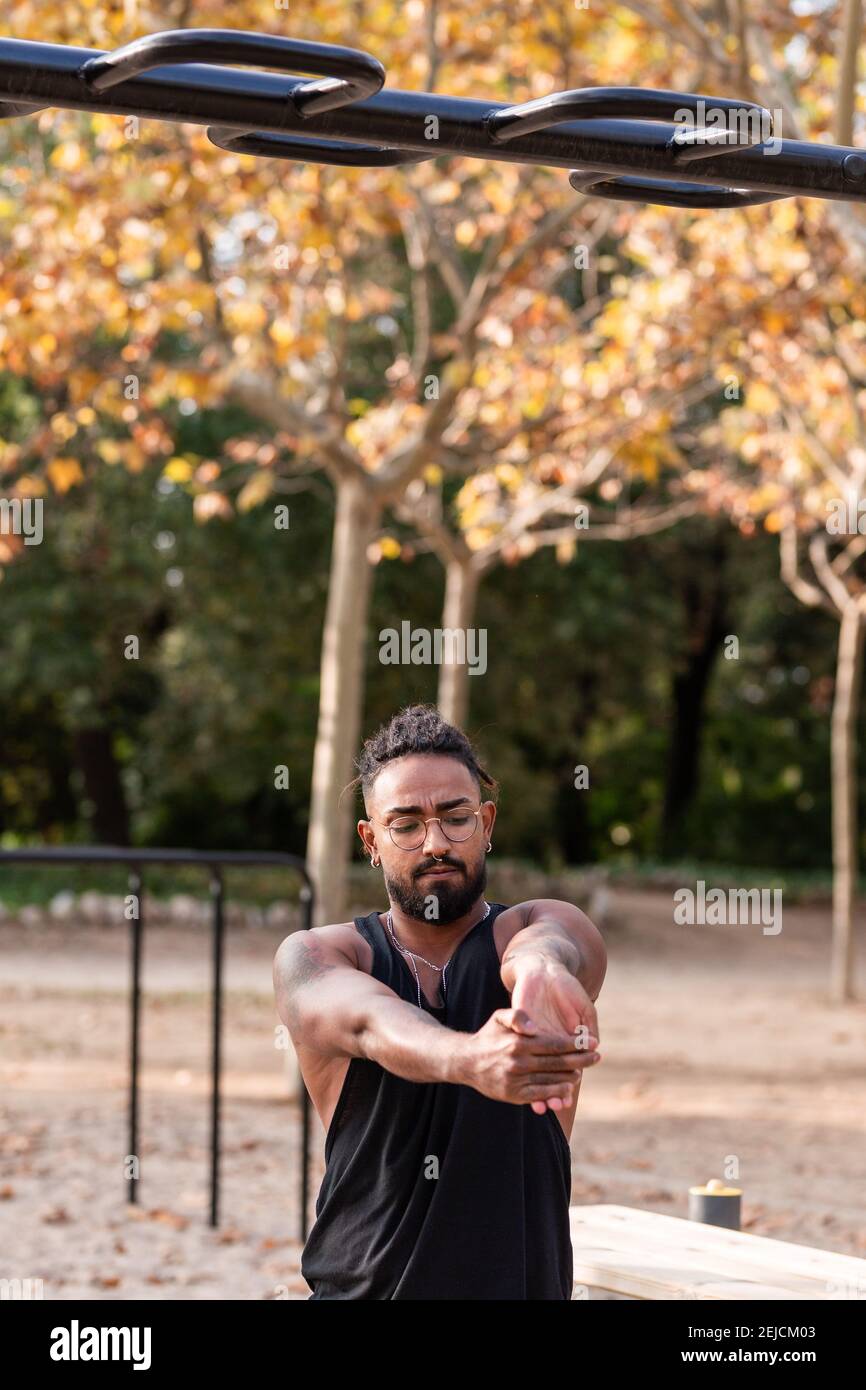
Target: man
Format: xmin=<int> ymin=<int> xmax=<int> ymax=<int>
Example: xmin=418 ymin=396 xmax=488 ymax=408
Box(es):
xmin=273 ymin=703 xmax=606 ymax=1299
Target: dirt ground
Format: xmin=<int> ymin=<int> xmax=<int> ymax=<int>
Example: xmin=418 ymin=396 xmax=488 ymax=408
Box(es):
xmin=1 ymin=887 xmax=865 ymax=1300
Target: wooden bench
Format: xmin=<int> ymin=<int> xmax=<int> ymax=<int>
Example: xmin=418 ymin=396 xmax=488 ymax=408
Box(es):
xmin=569 ymin=1204 xmax=866 ymax=1300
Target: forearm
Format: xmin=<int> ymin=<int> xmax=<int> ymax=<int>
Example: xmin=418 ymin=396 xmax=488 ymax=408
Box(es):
xmin=500 ymin=921 xmax=586 ymax=992
xmin=356 ymin=995 xmax=468 ymax=1085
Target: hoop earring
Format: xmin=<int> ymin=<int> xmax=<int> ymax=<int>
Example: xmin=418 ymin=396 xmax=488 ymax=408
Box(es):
xmin=370 ymin=854 xmax=380 ymax=868
xmin=486 ymin=841 xmax=492 ymax=853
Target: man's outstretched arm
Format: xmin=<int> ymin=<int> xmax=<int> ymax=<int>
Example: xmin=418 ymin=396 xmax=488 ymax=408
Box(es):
xmin=273 ymin=926 xmax=596 ymax=1107
xmin=274 ymin=927 xmax=456 ymax=1082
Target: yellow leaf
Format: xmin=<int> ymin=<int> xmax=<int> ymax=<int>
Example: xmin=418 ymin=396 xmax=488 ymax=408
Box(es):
xmin=49 ymin=410 xmax=70 ymax=433
xmin=236 ymin=471 xmax=274 ymax=512
xmin=36 ymin=334 xmax=58 ymax=360
xmin=269 ymin=318 xmax=295 ymax=346
xmin=163 ymin=457 xmax=193 ymax=482
xmin=15 ymin=475 xmax=47 ymax=497
xmin=96 ymin=440 xmax=123 ymax=465
xmin=745 ymin=382 xmax=779 ymax=415
xmin=50 ymin=143 xmax=84 ymax=173
xmin=494 ymin=462 xmax=521 ymax=490
xmin=47 ymin=458 xmax=84 ymax=493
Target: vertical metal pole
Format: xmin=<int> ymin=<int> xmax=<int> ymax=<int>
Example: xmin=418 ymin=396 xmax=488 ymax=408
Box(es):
xmin=300 ymin=883 xmax=313 ymax=1242
xmin=209 ymin=869 xmax=225 ymax=1227
xmin=128 ymin=868 xmax=143 ymax=1206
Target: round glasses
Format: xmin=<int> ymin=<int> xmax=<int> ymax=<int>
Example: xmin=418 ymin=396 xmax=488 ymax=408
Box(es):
xmin=377 ymin=807 xmax=484 ymax=851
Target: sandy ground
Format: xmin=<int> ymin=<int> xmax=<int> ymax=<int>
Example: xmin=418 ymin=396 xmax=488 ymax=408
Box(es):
xmin=1 ymin=887 xmax=865 ymax=1300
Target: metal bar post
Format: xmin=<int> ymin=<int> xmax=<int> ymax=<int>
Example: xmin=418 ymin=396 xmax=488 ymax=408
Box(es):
xmin=209 ymin=869 xmax=225 ymax=1228
xmin=127 ymin=867 xmax=143 ymax=1207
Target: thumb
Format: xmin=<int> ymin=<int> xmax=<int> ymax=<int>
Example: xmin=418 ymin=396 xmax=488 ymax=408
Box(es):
xmin=503 ymin=1007 xmax=537 ymax=1034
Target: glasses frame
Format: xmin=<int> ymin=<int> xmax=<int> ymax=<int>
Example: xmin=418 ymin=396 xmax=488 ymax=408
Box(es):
xmin=370 ymin=803 xmax=487 ymax=851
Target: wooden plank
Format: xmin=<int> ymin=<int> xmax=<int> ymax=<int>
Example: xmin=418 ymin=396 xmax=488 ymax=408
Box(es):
xmin=572 ymin=1249 xmax=840 ymax=1301
xmin=570 ymin=1205 xmax=866 ymax=1301
xmin=572 ymin=1206 xmax=866 ymax=1281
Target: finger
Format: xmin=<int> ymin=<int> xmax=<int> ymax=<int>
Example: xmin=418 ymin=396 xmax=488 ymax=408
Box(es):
xmin=520 ymin=1070 xmax=591 ymax=1088
xmin=531 ymin=1076 xmax=584 ymax=1115
xmin=497 ymin=1007 xmax=538 ymax=1034
xmin=532 ymin=1099 xmax=564 ymax=1114
xmin=524 ymin=1029 xmax=598 ymax=1055
xmin=521 ymin=1081 xmax=575 ymax=1103
xmin=518 ymin=1051 xmax=601 ymax=1073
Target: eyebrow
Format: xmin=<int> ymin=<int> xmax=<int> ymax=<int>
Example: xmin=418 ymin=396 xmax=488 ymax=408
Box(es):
xmin=384 ymin=797 xmax=475 ymax=819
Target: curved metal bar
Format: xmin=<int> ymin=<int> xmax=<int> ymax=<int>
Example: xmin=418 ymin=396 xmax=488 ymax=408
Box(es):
xmin=207 ymin=126 xmax=434 ymax=167
xmin=569 ymin=168 xmax=784 ymax=208
xmin=0 ymin=99 xmax=47 ymax=118
xmin=668 ymin=126 xmax=768 ymax=164
xmin=77 ymin=27 xmax=385 ymax=118
xmin=0 ymin=33 xmax=864 ymax=204
xmin=486 ymin=86 xmax=780 ymax=208
xmin=486 ymin=87 xmax=774 ymax=144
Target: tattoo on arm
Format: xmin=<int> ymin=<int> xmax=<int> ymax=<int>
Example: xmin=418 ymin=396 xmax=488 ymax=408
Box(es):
xmin=278 ymin=935 xmax=337 ymax=1030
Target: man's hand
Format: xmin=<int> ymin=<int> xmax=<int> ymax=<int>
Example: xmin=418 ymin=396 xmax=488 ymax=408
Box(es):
xmin=452 ymin=1007 xmax=600 ymax=1108
xmin=509 ymin=960 xmax=601 ymax=1114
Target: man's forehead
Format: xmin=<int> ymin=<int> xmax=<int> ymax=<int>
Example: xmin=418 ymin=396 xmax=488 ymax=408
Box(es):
xmin=371 ymin=757 xmax=477 ymax=811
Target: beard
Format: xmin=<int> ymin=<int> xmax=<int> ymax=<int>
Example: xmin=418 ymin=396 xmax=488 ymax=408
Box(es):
xmin=383 ymin=853 xmax=488 ymax=925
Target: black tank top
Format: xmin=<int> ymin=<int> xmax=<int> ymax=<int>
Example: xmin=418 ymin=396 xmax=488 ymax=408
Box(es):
xmin=301 ymin=902 xmax=574 ymax=1300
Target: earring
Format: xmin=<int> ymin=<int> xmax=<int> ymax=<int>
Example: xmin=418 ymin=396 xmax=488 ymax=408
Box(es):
xmin=486 ymin=841 xmax=492 ymax=852
xmin=370 ymin=854 xmax=380 ymax=868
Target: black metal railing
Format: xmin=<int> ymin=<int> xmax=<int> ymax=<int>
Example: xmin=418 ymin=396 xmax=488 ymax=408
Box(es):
xmin=0 ymin=846 xmax=315 ymax=1237
xmin=0 ymin=28 xmax=864 ymax=207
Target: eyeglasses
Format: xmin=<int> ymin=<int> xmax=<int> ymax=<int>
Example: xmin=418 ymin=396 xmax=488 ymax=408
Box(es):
xmin=372 ymin=805 xmax=485 ymax=851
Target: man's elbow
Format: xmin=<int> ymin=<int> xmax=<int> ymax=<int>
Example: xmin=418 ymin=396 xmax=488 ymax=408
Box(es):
xmin=580 ymin=918 xmax=607 ymax=1001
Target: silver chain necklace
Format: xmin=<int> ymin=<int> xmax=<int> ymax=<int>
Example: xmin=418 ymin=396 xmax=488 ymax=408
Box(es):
xmin=385 ymin=900 xmax=491 ymax=1011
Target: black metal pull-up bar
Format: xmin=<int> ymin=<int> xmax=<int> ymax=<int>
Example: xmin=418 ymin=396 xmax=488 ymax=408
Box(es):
xmin=1 ymin=27 xmax=865 ymax=208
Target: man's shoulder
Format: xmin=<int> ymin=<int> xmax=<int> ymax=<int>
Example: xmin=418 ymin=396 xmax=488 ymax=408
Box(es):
xmin=307 ymin=916 xmax=375 ymax=970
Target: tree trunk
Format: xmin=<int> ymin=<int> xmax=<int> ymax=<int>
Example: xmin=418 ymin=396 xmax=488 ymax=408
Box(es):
xmin=834 ymin=0 xmax=863 ymax=147
xmin=437 ymin=556 xmax=481 ymax=727
xmin=73 ymin=726 xmax=130 ymax=844
xmin=830 ymin=601 xmax=864 ymax=1001
xmin=305 ymin=474 xmax=382 ymax=930
xmin=660 ymin=647 xmax=722 ymax=858
xmin=660 ymin=543 xmax=729 ymax=858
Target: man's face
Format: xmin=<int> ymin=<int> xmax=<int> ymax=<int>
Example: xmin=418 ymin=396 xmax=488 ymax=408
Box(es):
xmin=360 ymin=754 xmax=495 ymax=925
